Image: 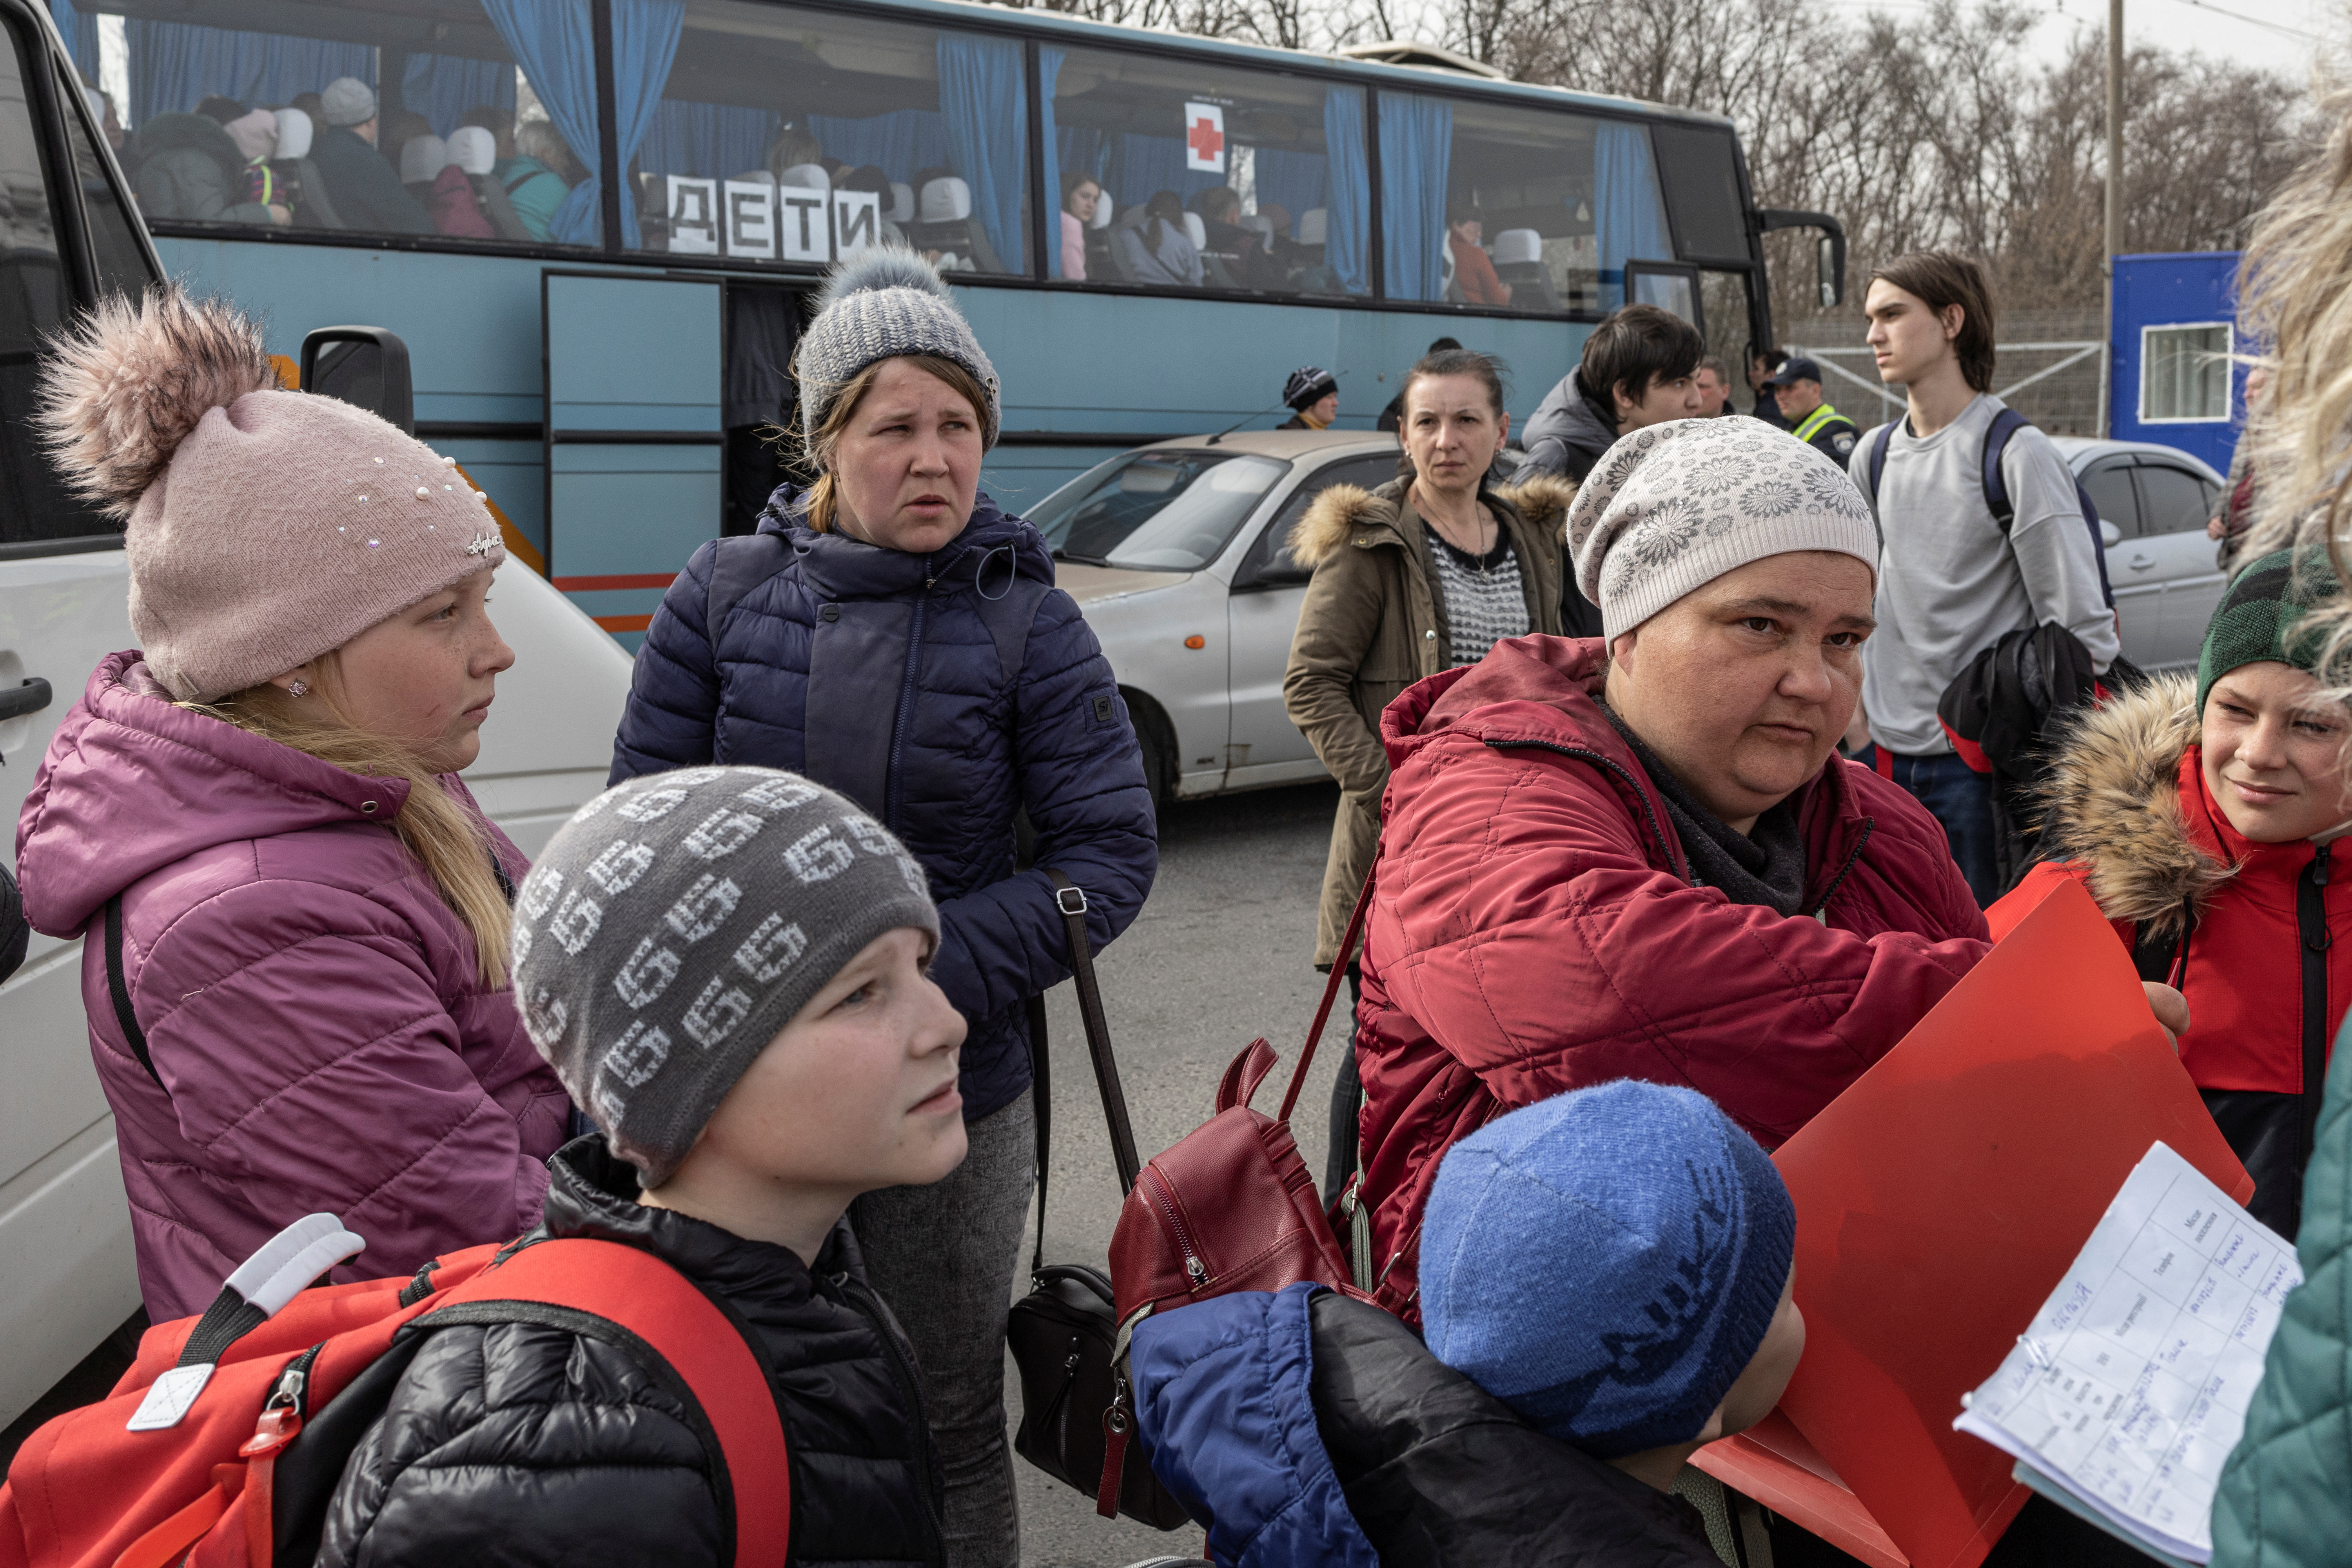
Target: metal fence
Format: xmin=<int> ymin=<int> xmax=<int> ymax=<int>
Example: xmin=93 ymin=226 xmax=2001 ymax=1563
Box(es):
xmin=1779 ymin=309 xmax=2106 ymax=436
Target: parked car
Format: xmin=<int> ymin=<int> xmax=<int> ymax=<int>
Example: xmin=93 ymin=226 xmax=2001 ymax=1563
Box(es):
xmin=2060 ymin=436 xmax=2230 ymax=672
xmin=1029 ymin=429 xmax=1407 ymax=804
xmin=0 ymin=0 xmax=632 ymax=1439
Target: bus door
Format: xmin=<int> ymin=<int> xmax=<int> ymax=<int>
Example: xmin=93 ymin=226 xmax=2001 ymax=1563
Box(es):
xmin=1625 ymin=261 xmax=1705 ymax=334
xmin=542 ymin=272 xmax=724 ymax=650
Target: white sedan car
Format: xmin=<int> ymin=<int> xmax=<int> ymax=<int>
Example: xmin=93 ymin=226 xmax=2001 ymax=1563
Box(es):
xmin=1029 ymin=429 xmax=1406 ymax=804
xmin=2060 ymin=437 xmax=2230 ymax=671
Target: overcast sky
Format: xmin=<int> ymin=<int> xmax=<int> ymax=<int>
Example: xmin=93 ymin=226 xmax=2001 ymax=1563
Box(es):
xmin=1827 ymin=0 xmax=2337 ymax=84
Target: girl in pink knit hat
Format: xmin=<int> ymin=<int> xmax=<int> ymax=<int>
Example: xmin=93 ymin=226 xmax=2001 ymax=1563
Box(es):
xmin=13 ymin=289 xmax=571 ymax=1321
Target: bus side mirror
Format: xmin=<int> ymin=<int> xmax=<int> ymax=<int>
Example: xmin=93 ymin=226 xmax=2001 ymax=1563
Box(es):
xmin=1818 ymin=235 xmax=1841 ymax=309
xmin=300 ymin=327 xmax=414 ymax=435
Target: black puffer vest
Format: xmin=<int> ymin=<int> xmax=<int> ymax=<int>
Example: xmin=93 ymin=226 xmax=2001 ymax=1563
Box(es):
xmin=313 ymin=1138 xmax=944 ymax=1566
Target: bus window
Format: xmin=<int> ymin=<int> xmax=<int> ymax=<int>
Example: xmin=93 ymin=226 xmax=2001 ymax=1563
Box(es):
xmin=93 ymin=0 xmax=597 ymax=247
xmin=56 ymin=65 xmax=144 ymax=297
xmin=1649 ymin=123 xmax=1749 ymax=265
xmin=1386 ymin=93 xmax=1668 ymax=316
xmin=0 ymin=15 xmax=99 ymax=544
xmin=637 ymin=1 xmax=1029 ymax=277
xmin=1050 ymin=47 xmax=1365 ymax=299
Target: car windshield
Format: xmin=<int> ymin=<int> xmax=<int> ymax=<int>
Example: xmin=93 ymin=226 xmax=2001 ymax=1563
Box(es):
xmin=1029 ymin=450 xmax=1290 ymax=571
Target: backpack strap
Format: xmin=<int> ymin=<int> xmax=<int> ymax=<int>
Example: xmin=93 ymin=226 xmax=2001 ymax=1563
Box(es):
xmin=104 ymin=894 xmax=163 ymax=1088
xmin=1980 ymin=407 xmax=2032 ymax=533
xmin=1862 ymin=421 xmax=1895 ymax=515
xmin=426 ymin=1237 xmax=791 ymax=1568
xmin=702 ymin=532 xmax=793 ymax=646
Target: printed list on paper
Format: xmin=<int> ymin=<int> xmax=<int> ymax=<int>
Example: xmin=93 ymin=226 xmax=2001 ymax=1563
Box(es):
xmin=1953 ymin=1141 xmax=2300 ymax=1563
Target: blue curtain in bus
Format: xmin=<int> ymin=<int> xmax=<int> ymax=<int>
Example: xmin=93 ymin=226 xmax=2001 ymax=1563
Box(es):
xmin=606 ymin=0 xmax=683 ymax=246
xmin=936 ymin=35 xmax=1026 ymax=273
xmin=479 ymin=0 xmax=599 ymax=241
xmin=1104 ymin=132 xmax=1216 ymax=213
xmin=46 ymin=0 xmax=98 ymax=87
xmin=1321 ymin=86 xmax=1368 ymax=295
xmin=639 ymin=99 xmax=774 ymax=178
xmin=1057 ymin=126 xmax=1107 ymax=184
xmin=127 ymin=19 xmax=369 ymax=127
xmin=1379 ymin=92 xmax=1450 ymax=303
xmin=1039 ymin=45 xmax=1064 ymax=278
xmin=1250 ymin=146 xmax=1325 ymax=240
xmin=1594 ymin=121 xmax=1668 ymax=310
xmin=401 ymin=52 xmax=514 ymax=138
xmin=808 ymin=109 xmax=949 ymax=184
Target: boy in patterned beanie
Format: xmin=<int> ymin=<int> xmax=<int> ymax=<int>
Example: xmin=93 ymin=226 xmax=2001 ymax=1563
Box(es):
xmin=1420 ymin=1080 xmax=1806 ymax=1491
xmin=310 ymin=765 xmax=968 ymax=1562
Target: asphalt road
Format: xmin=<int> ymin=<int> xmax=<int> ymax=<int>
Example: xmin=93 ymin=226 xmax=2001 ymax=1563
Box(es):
xmin=1008 ymin=779 xmax=1348 ymax=1568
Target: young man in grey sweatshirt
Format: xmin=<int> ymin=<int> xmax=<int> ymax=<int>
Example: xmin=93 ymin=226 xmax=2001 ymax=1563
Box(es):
xmin=1849 ymin=252 xmax=2117 ymax=906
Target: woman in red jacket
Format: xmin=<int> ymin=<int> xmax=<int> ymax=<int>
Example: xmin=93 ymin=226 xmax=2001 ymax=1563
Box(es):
xmin=2016 ymin=548 xmax=2352 ymax=1238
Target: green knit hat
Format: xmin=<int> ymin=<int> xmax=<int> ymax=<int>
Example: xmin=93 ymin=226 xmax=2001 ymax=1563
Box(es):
xmin=2196 ymin=548 xmax=2345 ymax=713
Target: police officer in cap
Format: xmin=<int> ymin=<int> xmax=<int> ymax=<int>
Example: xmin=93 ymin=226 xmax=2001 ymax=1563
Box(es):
xmin=1765 ymin=356 xmax=1859 ymax=461
xmin=1278 ymin=365 xmax=1339 ymax=430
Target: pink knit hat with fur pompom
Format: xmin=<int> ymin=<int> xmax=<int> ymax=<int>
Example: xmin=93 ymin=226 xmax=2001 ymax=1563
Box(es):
xmin=36 ymin=289 xmax=505 ymax=702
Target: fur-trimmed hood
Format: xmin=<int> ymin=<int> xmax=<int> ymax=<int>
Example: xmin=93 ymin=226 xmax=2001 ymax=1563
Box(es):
xmin=1287 ymin=472 xmax=1578 ymax=569
xmin=2038 ymin=670 xmax=2234 ymax=940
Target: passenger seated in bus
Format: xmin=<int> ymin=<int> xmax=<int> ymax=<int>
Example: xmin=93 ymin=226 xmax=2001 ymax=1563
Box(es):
xmin=1197 ymin=185 xmax=1281 ymax=290
xmin=222 ymin=109 xmax=284 ymax=216
xmin=193 ymin=94 xmax=247 ymax=127
xmin=1060 ymin=171 xmax=1102 ymax=280
xmin=841 ymin=164 xmax=909 ymax=250
xmin=309 ymin=78 xmax=431 ymax=234
xmin=428 ymin=128 xmax=504 ymax=240
xmin=1447 ymin=196 xmax=1511 ymax=307
xmin=130 ymin=109 xmax=288 ymax=227
xmin=764 ymin=124 xmax=824 ymax=182
xmin=268 ymin=107 xmax=344 ymax=230
xmin=500 ymin=118 xmax=576 ymax=242
xmin=1114 ymin=190 xmax=1203 ymax=287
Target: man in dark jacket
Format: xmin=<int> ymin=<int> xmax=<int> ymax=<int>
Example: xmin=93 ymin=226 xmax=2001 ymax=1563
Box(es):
xmin=307 ymin=76 xmax=431 ymax=235
xmin=316 ymin=767 xmax=961 ymax=1566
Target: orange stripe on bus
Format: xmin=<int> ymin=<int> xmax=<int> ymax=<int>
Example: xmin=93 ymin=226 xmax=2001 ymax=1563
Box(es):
xmin=593 ymin=613 xmax=656 ymax=633
xmin=555 ymin=573 xmax=678 ymax=591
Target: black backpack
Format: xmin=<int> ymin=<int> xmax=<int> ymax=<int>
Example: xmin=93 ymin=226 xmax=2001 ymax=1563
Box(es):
xmin=1862 ymin=408 xmax=2116 ymax=610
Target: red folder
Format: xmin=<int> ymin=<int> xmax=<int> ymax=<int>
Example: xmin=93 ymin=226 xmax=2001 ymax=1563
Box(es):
xmin=1691 ymin=876 xmax=2250 ymax=1568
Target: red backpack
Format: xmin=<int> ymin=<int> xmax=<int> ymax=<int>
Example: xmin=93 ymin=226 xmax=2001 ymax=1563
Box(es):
xmin=0 ymin=1214 xmax=789 ymax=1568
xmin=1095 ymin=886 xmax=1375 ymax=1512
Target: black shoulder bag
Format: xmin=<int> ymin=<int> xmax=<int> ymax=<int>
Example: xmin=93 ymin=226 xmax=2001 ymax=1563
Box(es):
xmin=1005 ymin=869 xmax=1192 ymax=1530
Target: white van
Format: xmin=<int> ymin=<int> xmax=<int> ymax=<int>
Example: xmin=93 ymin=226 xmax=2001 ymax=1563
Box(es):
xmin=0 ymin=0 xmax=632 ymax=1437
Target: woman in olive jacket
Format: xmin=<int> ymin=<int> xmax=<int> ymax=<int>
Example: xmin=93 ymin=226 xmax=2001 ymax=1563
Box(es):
xmin=1281 ymin=347 xmax=1572 ymax=1196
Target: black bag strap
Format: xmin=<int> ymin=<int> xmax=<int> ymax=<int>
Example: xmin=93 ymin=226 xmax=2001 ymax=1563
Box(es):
xmin=104 ymin=895 xmax=163 ymax=1087
xmin=1025 ymin=991 xmax=1051 ymax=1275
xmin=1029 ymin=868 xmax=1142 ymax=1272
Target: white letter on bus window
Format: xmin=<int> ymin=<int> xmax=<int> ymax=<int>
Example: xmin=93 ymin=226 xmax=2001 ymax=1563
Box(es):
xmin=833 ymin=190 xmax=880 ymax=261
xmin=725 ymin=179 xmax=776 ymax=260
xmin=780 ymin=191 xmax=830 ymax=263
xmin=668 ymin=176 xmax=719 ymax=255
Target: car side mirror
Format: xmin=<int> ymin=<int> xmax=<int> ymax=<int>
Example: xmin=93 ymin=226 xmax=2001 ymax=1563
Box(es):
xmin=301 ymin=327 xmax=414 ymax=435
xmin=2100 ymin=520 xmax=2122 ymax=549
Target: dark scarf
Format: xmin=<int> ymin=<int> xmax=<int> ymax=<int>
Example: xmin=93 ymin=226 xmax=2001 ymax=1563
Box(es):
xmin=1604 ymin=710 xmax=1809 ymax=916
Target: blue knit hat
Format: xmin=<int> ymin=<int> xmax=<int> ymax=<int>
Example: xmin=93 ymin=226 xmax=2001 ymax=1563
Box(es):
xmin=1420 ymin=1081 xmax=1797 ymax=1458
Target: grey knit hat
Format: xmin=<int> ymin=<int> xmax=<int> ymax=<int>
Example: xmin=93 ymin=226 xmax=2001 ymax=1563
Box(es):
xmin=796 ymin=250 xmax=1001 ymax=447
xmin=513 ymin=767 xmax=940 ymax=1187
xmin=319 ymin=77 xmax=376 ymax=128
xmin=1568 ymin=417 xmax=1880 ymax=640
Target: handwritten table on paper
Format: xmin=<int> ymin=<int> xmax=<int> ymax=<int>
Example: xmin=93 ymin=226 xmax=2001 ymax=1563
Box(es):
xmin=1954 ymin=1142 xmax=2300 ymax=1563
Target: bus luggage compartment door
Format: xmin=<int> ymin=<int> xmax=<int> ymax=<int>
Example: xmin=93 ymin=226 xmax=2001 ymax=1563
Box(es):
xmin=543 ymin=272 xmax=724 ymax=651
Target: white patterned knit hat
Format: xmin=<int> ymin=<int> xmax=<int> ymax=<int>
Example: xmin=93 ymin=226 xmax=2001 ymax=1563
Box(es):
xmin=1568 ymin=417 xmax=1880 ymax=641
xmin=513 ymin=767 xmax=940 ymax=1187
xmin=795 ymin=249 xmax=1001 ymax=447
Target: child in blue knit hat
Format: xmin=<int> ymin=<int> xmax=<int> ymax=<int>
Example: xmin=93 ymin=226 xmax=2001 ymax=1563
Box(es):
xmin=1421 ymin=1078 xmax=1807 ymax=1494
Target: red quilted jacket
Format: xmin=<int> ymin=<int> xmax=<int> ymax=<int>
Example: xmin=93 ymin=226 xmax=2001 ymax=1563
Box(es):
xmin=1354 ymin=636 xmax=1990 ymax=1321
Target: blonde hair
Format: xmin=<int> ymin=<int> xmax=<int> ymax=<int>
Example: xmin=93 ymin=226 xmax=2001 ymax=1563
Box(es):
xmin=794 ymin=353 xmax=993 ymax=535
xmin=2235 ymin=86 xmax=2352 ymax=690
xmin=181 ymin=653 xmax=512 ymax=988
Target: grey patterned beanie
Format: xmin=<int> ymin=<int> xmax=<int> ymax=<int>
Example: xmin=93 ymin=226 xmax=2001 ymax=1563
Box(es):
xmin=1568 ymin=417 xmax=1880 ymax=641
xmin=796 ymin=250 xmax=1001 ymax=448
xmin=513 ymin=767 xmax=940 ymax=1187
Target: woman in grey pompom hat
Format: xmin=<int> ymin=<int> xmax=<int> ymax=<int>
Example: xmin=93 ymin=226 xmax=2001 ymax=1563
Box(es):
xmin=608 ymin=248 xmax=1158 ymax=1567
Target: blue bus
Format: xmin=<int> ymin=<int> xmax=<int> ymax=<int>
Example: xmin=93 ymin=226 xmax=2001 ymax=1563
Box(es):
xmin=49 ymin=0 xmax=1838 ymax=643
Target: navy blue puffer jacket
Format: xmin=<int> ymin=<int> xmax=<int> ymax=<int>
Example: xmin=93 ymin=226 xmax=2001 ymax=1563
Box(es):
xmin=610 ymin=489 xmax=1156 ymax=1120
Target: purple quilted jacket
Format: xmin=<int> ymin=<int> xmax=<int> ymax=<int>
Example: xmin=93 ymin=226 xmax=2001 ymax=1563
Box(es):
xmin=15 ymin=653 xmax=571 ymax=1320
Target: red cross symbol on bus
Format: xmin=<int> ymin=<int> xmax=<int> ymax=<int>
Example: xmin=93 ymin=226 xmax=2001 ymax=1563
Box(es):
xmin=1187 ymin=113 xmax=1223 ymax=164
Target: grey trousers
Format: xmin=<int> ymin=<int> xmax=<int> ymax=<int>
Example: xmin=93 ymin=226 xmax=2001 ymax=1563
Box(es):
xmin=851 ymin=1089 xmax=1034 ymax=1568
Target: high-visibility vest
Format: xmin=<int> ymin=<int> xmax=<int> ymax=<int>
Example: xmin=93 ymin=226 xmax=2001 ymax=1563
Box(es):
xmin=1793 ymin=403 xmax=1850 ymax=445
